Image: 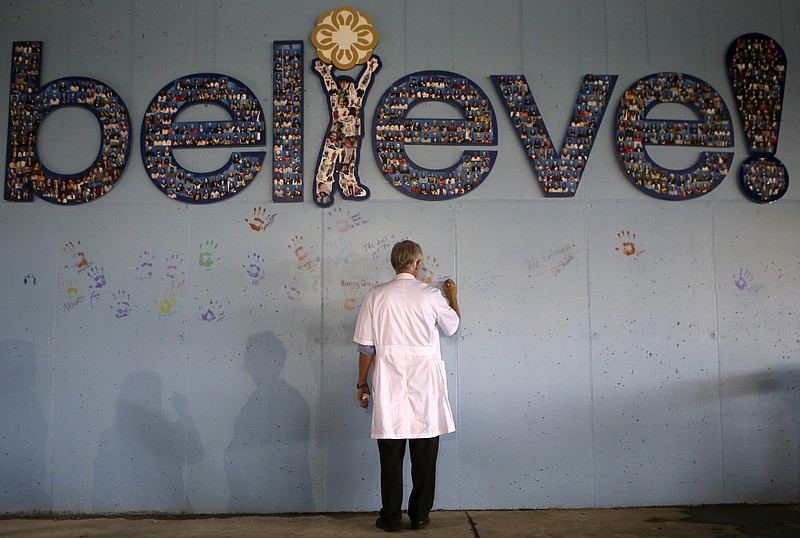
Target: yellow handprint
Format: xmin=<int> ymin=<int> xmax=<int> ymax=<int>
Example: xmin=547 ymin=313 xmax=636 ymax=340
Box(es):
xmin=63 ymin=278 xmax=79 ymax=299
xmin=155 ymin=290 xmax=177 ymax=315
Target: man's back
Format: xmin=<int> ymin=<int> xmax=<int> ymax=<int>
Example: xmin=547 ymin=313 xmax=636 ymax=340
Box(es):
xmin=359 ymin=274 xmax=459 ymax=350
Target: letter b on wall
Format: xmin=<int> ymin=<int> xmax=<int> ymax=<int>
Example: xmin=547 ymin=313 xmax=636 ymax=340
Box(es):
xmin=4 ymin=42 xmax=132 ymax=204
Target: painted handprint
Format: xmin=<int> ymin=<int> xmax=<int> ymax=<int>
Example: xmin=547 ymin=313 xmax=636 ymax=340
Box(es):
xmin=199 ymin=299 xmax=226 ymax=322
xmin=289 ymin=235 xmax=311 ymax=262
xmin=343 ymin=286 xmax=363 ymax=311
xmin=136 ymin=251 xmax=154 ymax=280
xmin=419 ymin=256 xmax=439 ymax=285
xmin=244 ymin=253 xmax=265 ymax=286
xmin=87 ymin=265 xmax=106 ymax=288
xmin=63 ymin=278 xmax=79 ymax=299
xmin=165 ymin=254 xmax=184 ymax=279
xmin=245 ymin=206 xmax=276 ymax=232
xmin=734 ymin=268 xmax=753 ymax=290
xmin=285 ymin=285 xmax=301 ymax=301
xmin=333 ymin=236 xmax=353 ymax=265
xmin=155 ymin=290 xmax=177 ymax=315
xmin=327 ymin=207 xmax=352 ymax=233
xmin=198 ymin=240 xmax=220 ymax=270
xmin=615 ymin=230 xmax=644 ymax=257
xmin=63 ymin=240 xmax=90 ymax=271
xmin=111 ymin=290 xmax=131 ymax=318
xmin=89 ymin=289 xmax=102 ymax=308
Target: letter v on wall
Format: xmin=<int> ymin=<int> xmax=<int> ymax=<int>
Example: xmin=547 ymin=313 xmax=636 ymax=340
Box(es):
xmin=491 ymin=74 xmax=618 ymax=197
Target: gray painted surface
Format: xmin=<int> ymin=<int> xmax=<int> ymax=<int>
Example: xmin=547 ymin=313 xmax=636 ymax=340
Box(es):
xmin=0 ymin=0 xmax=798 ymax=514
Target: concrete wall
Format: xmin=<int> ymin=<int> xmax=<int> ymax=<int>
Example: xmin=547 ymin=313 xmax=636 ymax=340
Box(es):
xmin=1 ymin=0 xmax=798 ymax=513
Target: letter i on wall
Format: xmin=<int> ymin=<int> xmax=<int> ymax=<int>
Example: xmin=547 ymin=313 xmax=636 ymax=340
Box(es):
xmin=272 ymin=41 xmax=304 ymax=202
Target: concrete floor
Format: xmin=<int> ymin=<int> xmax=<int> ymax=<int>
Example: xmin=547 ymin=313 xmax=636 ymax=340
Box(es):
xmin=2 ymin=505 xmax=800 ymax=538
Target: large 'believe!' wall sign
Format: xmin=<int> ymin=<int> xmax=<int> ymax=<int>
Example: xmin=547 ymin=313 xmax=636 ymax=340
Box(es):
xmin=3 ymin=7 xmax=789 ymax=207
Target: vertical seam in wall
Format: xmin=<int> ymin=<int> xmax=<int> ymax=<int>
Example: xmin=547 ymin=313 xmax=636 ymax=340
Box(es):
xmin=584 ymin=203 xmax=596 ymax=507
xmin=50 ymin=212 xmax=63 ymax=510
xmin=184 ymin=205 xmax=192 ymax=512
xmin=319 ymin=206 xmax=326 ymax=511
xmin=711 ymin=207 xmax=725 ymax=501
xmin=453 ymin=201 xmax=460 ymax=508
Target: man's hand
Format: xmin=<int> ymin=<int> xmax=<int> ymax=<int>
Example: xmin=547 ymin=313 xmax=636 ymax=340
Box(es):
xmin=358 ymin=386 xmax=371 ymax=408
xmin=443 ymin=278 xmax=460 ymax=318
xmin=443 ymin=278 xmax=457 ymax=300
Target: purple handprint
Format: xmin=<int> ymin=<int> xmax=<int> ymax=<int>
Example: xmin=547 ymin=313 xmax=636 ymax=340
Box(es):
xmin=200 ymin=299 xmax=226 ymax=322
xmin=87 ymin=265 xmax=106 ymax=289
xmin=734 ymin=268 xmax=753 ymax=290
xmin=136 ymin=251 xmax=154 ymax=280
xmin=112 ymin=290 xmax=131 ymax=318
xmin=244 ymin=253 xmax=265 ymax=286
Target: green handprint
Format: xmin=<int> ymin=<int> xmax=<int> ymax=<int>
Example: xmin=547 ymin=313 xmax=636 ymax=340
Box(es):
xmin=199 ymin=240 xmax=220 ymax=270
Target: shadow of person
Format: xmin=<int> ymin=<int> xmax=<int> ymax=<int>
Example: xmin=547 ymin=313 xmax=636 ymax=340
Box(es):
xmin=757 ymin=367 xmax=800 ymax=498
xmin=722 ymin=366 xmax=800 ymax=501
xmin=0 ymin=339 xmax=51 ymax=511
xmin=225 ymin=331 xmax=314 ymax=512
xmin=92 ymin=370 xmax=203 ymax=513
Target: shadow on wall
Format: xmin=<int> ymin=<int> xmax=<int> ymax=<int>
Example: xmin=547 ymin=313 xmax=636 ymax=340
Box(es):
xmin=726 ymin=366 xmax=800 ymax=501
xmin=91 ymin=371 xmax=204 ymax=513
xmin=0 ymin=339 xmax=51 ymax=512
xmin=756 ymin=367 xmax=800 ymax=500
xmin=225 ymin=331 xmax=314 ymax=512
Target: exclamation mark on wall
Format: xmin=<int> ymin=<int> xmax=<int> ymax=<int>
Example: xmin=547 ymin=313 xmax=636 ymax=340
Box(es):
xmin=726 ymin=33 xmax=789 ymax=203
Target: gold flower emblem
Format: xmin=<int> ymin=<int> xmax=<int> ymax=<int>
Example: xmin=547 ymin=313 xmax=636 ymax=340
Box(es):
xmin=312 ymin=6 xmax=378 ymax=70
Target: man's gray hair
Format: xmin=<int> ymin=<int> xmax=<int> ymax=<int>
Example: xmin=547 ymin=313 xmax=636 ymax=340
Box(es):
xmin=391 ymin=240 xmax=423 ymax=273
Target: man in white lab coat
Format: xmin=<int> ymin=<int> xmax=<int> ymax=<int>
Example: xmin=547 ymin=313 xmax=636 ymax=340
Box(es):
xmin=354 ymin=240 xmax=460 ymax=532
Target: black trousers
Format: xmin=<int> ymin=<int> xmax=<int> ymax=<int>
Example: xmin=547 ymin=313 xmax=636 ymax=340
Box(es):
xmin=377 ymin=436 xmax=440 ymax=525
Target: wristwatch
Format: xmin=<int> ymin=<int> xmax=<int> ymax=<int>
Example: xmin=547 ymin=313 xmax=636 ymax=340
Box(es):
xmin=357 ymin=383 xmax=368 ymax=389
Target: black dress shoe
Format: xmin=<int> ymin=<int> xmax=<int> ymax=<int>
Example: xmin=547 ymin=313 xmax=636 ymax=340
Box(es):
xmin=411 ymin=517 xmax=430 ymax=529
xmin=376 ymin=516 xmax=402 ymax=532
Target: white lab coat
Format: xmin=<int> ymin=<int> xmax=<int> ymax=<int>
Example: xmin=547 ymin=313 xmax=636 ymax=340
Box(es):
xmin=353 ymin=273 xmax=459 ymax=439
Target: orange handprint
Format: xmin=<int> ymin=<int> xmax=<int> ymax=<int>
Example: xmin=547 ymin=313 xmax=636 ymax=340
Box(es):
xmin=615 ymin=230 xmax=643 ymax=257
xmin=245 ymin=206 xmax=276 ymax=232
xmin=419 ymin=256 xmax=439 ymax=285
xmin=63 ymin=240 xmax=89 ymax=271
